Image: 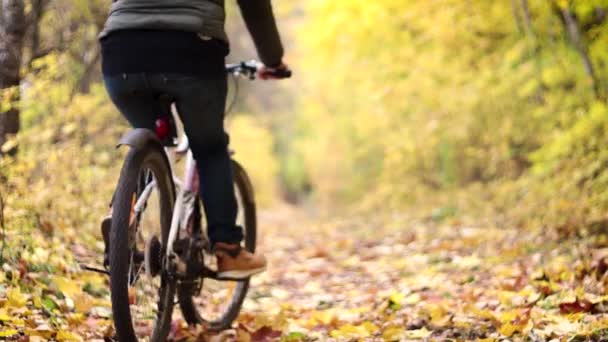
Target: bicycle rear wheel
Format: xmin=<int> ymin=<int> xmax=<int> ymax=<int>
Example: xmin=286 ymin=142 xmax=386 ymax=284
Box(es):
xmin=178 ymin=159 xmax=257 ymax=331
xmin=109 ymin=142 xmax=176 ymax=341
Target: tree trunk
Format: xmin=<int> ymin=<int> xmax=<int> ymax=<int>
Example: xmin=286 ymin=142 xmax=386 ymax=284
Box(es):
xmin=0 ymin=0 xmax=26 ymax=156
xmin=519 ymin=0 xmax=545 ymax=101
xmin=549 ymin=0 xmax=603 ymax=99
xmin=560 ymin=7 xmax=602 ymax=100
xmin=511 ymin=0 xmax=524 ymax=33
xmin=520 ymin=0 xmax=538 ymax=42
xmin=28 ymin=0 xmax=48 ymax=66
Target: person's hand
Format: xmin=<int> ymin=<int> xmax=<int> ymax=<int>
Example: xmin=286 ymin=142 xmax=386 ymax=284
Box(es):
xmin=258 ymin=62 xmax=292 ymax=80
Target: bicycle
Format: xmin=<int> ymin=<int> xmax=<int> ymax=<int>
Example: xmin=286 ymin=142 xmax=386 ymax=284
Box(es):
xmin=101 ymin=61 xmax=291 ymax=341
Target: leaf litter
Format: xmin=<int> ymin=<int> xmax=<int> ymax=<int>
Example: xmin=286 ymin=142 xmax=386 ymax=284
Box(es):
xmin=2 ymin=206 xmax=608 ymax=341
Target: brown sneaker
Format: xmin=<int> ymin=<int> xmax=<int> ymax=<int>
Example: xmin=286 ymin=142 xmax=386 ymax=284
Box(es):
xmin=215 ymin=242 xmax=267 ymax=280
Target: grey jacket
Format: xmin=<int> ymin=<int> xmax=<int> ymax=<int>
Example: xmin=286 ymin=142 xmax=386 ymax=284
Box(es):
xmin=100 ymin=0 xmax=284 ymax=66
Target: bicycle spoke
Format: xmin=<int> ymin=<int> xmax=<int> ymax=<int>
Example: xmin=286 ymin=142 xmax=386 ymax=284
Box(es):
xmin=124 ymin=170 xmax=167 ymax=338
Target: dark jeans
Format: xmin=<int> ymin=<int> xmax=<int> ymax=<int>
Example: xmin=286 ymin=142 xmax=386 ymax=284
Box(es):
xmin=104 ymin=73 xmax=243 ymax=246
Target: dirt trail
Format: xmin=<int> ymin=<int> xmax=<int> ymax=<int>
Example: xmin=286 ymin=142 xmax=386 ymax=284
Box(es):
xmin=1 ymin=206 xmax=607 ymax=341
xmin=233 ymin=208 xmax=608 ymax=341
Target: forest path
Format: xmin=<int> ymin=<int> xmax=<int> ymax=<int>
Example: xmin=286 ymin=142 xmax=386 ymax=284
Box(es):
xmin=1 ymin=207 xmax=607 ymax=341
xmin=225 ymin=207 xmax=608 ymax=341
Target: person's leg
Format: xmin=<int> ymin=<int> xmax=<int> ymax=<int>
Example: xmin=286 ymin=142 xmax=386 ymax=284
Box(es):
xmin=103 ymin=74 xmax=160 ymax=130
xmin=162 ymin=75 xmax=243 ymax=247
xmin=101 ymin=73 xmax=162 ymax=266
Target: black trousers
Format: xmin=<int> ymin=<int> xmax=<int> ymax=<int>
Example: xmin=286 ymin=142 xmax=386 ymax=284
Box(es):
xmin=104 ymin=73 xmax=243 ymax=245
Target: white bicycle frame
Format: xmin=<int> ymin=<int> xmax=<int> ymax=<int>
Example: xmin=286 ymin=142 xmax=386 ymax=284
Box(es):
xmin=166 ymin=144 xmax=199 ymax=261
xmin=130 ymin=109 xmax=199 ymax=269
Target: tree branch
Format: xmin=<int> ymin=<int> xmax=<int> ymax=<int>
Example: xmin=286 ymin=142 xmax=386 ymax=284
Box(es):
xmin=511 ymin=0 xmax=524 ymax=34
xmin=560 ymin=5 xmax=602 ymax=99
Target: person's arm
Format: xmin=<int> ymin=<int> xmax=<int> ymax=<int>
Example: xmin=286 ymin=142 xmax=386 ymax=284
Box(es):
xmin=236 ymin=0 xmax=284 ymax=67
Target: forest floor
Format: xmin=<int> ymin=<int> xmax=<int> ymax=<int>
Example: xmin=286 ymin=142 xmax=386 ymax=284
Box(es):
xmin=2 ymin=205 xmax=608 ymax=341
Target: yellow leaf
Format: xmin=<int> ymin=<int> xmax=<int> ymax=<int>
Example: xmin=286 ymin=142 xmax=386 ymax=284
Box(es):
xmin=427 ymin=304 xmax=450 ymax=326
xmin=467 ymin=306 xmax=496 ymax=322
xmin=497 ymin=309 xmax=519 ymax=323
xmin=74 ymin=293 xmax=94 ymax=313
xmin=80 ymin=273 xmax=106 ymax=287
xmin=13 ymin=318 xmax=25 ymax=327
xmin=26 ymin=324 xmax=54 ymax=339
xmin=498 ymin=323 xmax=523 ymax=337
xmin=53 ymin=276 xmax=80 ymax=298
xmin=67 ymin=313 xmax=85 ymax=327
xmin=330 ymin=324 xmax=371 ymax=338
xmin=388 ymin=292 xmax=405 ymax=305
xmin=0 ymin=329 xmax=18 ymax=337
xmin=56 ymin=330 xmax=82 ymax=341
xmin=0 ymin=308 xmax=12 ymax=322
xmin=311 ymin=309 xmax=336 ymax=325
xmin=382 ymin=327 xmax=405 ymax=341
xmin=497 ymin=291 xmax=517 ymax=306
xmin=7 ymin=287 xmax=27 ymax=307
xmin=33 ymin=295 xmax=42 ymax=309
xmin=252 ymin=310 xmax=288 ymax=331
xmin=361 ymin=321 xmax=379 ymax=334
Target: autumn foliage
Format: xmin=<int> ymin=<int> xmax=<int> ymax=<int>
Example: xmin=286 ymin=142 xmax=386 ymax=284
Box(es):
xmin=0 ymin=0 xmax=608 ymax=341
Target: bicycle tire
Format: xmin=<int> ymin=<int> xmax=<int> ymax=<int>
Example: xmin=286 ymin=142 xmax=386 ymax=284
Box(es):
xmin=178 ymin=159 xmax=257 ymax=331
xmin=110 ymin=142 xmax=176 ymax=342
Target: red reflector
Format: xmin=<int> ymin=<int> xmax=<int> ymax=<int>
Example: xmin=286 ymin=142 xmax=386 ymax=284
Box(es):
xmin=155 ymin=118 xmax=170 ymax=140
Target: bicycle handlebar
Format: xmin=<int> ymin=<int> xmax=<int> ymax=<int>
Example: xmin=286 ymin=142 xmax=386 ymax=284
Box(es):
xmin=225 ymin=60 xmax=292 ymax=80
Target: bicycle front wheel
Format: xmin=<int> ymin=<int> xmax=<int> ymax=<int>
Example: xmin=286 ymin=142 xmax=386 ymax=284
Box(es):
xmin=109 ymin=141 xmax=176 ymax=342
xmin=178 ymin=159 xmax=257 ymax=331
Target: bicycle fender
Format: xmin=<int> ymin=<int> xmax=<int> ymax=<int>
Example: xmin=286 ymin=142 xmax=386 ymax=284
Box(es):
xmin=117 ymin=128 xmax=163 ymax=150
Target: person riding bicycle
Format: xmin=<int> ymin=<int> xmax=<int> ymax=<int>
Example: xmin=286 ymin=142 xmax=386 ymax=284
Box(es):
xmin=99 ymin=0 xmax=290 ymax=279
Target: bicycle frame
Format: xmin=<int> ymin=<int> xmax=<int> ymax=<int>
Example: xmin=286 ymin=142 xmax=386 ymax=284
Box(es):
xmin=130 ymin=106 xmax=200 ymax=268
xmin=167 ymin=145 xmax=199 ymax=260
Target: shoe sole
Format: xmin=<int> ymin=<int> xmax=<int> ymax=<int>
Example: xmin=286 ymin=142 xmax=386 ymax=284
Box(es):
xmin=217 ymin=266 xmax=266 ymax=280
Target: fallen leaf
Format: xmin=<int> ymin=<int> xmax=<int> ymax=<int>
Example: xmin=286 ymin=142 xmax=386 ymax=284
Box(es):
xmin=74 ymin=293 xmax=93 ymax=313
xmin=53 ymin=276 xmax=80 ymax=299
xmin=0 ymin=329 xmax=19 ymax=338
xmin=330 ymin=322 xmax=378 ymax=339
xmin=7 ymin=287 xmax=27 ymax=307
xmin=382 ymin=326 xmax=405 ymax=341
xmin=56 ymin=330 xmax=82 ymax=341
xmin=250 ymin=326 xmax=281 ymax=342
xmin=559 ymin=297 xmax=593 ymax=314
xmin=404 ymin=327 xmax=432 ymax=339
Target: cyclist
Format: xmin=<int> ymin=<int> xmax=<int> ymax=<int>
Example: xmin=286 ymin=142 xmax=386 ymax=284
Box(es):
xmin=99 ymin=0 xmax=290 ymax=279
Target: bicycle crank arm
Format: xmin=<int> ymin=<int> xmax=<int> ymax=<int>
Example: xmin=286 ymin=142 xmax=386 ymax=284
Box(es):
xmin=79 ymin=263 xmax=110 ymax=276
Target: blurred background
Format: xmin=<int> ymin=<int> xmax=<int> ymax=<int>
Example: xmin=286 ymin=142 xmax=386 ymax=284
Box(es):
xmin=1 ymin=0 xmax=607 ymax=245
